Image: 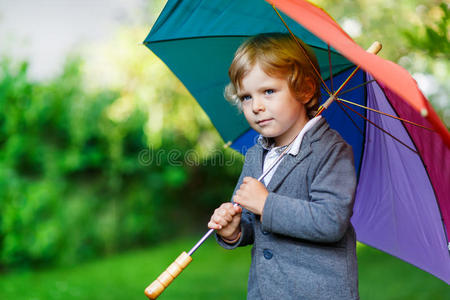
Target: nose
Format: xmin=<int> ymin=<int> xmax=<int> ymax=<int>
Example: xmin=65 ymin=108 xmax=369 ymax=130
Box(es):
xmin=252 ymin=96 xmax=265 ymax=113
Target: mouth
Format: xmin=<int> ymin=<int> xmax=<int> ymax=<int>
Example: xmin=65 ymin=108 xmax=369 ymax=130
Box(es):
xmin=256 ymin=118 xmax=273 ymax=126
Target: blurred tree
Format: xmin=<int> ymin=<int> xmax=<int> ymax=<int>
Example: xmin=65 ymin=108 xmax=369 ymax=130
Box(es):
xmin=403 ymin=2 xmax=449 ymax=59
xmin=0 ymin=51 xmax=242 ymax=270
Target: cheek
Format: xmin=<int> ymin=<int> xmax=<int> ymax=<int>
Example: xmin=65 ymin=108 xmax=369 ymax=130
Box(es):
xmin=266 ymin=99 xmax=286 ymax=116
xmin=275 ymin=99 xmax=304 ymax=122
xmin=242 ymin=104 xmax=253 ymax=121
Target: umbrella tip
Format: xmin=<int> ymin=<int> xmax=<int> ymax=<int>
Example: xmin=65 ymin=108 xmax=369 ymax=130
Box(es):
xmin=223 ymin=141 xmax=232 ymax=149
xmin=367 ymin=41 xmax=382 ymax=54
xmin=420 ymin=108 xmax=428 ymax=117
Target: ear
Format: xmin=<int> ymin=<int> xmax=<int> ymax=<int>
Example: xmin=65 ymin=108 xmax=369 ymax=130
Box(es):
xmin=299 ymin=76 xmax=317 ymax=104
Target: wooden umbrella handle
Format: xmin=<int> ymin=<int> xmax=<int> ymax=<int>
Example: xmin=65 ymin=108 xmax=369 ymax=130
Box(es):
xmin=367 ymin=41 xmax=382 ymax=54
xmin=144 ymin=251 xmax=193 ymax=299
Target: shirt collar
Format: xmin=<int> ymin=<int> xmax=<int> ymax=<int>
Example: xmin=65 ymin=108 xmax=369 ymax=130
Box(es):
xmin=257 ymin=116 xmax=322 ymax=156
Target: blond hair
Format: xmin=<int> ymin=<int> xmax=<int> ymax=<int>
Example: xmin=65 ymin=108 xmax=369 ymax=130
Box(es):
xmin=224 ymin=33 xmax=321 ymax=119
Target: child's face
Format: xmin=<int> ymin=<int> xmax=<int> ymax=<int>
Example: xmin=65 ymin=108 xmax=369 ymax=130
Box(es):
xmin=238 ymin=63 xmax=309 ymax=147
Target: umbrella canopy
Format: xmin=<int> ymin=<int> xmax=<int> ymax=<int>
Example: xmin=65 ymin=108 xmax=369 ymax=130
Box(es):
xmin=144 ymin=0 xmax=450 ymax=283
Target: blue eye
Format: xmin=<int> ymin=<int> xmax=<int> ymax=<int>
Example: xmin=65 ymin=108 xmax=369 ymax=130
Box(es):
xmin=240 ymin=95 xmax=252 ymax=101
xmin=265 ymin=89 xmax=274 ymax=95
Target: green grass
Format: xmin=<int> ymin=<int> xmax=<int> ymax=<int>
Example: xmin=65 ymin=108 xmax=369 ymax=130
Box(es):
xmin=0 ymin=238 xmax=448 ymax=299
xmin=357 ymin=244 xmax=449 ymax=300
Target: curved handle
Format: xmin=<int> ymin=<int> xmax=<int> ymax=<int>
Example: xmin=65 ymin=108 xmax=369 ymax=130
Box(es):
xmin=144 ymin=251 xmax=193 ymax=299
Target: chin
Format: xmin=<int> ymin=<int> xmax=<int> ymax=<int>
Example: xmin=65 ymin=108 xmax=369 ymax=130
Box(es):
xmin=259 ymin=130 xmax=281 ymax=139
xmin=251 ymin=123 xmax=280 ymax=137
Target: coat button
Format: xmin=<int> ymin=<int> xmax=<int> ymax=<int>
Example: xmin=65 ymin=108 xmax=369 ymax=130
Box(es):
xmin=263 ymin=249 xmax=273 ymax=260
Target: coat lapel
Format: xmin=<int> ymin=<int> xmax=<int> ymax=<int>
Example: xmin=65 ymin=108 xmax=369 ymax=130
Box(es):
xmin=265 ymin=143 xmax=312 ymax=192
xmin=263 ymin=117 xmax=328 ymax=192
xmin=251 ymin=144 xmax=264 ymax=179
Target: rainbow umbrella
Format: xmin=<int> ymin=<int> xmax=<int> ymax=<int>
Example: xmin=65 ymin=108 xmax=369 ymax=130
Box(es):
xmin=143 ymin=0 xmax=450 ymax=290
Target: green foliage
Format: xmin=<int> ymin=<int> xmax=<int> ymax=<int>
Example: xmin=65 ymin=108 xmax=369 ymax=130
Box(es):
xmin=0 ymin=57 xmax=242 ymax=270
xmin=403 ymin=3 xmax=449 ymax=59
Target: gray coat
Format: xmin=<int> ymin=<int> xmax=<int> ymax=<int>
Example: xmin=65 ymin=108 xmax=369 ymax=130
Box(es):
xmin=217 ymin=118 xmax=359 ymax=299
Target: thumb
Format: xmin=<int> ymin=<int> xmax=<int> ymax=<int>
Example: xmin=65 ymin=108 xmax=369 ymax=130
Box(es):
xmin=233 ymin=203 xmax=242 ymax=213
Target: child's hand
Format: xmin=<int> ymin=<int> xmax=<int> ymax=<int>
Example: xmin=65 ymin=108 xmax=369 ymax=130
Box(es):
xmin=208 ymin=203 xmax=242 ymax=241
xmin=233 ymin=177 xmax=268 ymax=216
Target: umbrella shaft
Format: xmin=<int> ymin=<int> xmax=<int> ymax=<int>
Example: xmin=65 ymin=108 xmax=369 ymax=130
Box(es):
xmin=188 ymin=135 xmax=298 ymax=256
xmin=188 ymin=228 xmax=214 ymax=256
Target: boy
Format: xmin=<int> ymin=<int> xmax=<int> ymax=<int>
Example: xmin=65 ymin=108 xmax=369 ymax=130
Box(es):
xmin=208 ymin=33 xmax=358 ymax=299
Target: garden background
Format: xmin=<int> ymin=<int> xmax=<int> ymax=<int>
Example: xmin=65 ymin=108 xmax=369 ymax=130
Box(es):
xmin=0 ymin=0 xmax=449 ymax=299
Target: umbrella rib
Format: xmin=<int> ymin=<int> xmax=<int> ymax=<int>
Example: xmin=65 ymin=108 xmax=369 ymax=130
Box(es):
xmin=338 ymin=79 xmax=376 ymax=96
xmin=271 ymin=5 xmax=332 ymax=96
xmin=337 ymin=97 xmax=434 ymax=131
xmin=334 ymin=66 xmax=361 ymax=96
xmin=327 ymin=44 xmax=334 ymax=93
xmin=336 ymin=101 xmax=365 ymax=136
xmin=337 ymin=100 xmax=419 ymax=154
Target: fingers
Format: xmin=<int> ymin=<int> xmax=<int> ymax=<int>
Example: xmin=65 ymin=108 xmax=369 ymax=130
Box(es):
xmin=233 ymin=203 xmax=242 ymax=214
xmin=236 ymin=177 xmax=256 ymax=198
xmin=219 ymin=202 xmax=239 ymax=217
xmin=214 ymin=210 xmax=232 ymax=225
xmin=232 ymin=194 xmax=240 ymax=205
xmin=229 ymin=210 xmax=242 ymax=227
xmin=234 ymin=184 xmax=247 ymax=202
xmin=207 ymin=203 xmax=241 ymax=230
xmin=243 ymin=176 xmax=253 ymax=183
xmin=207 ymin=220 xmax=222 ymax=230
xmin=233 ymin=193 xmax=245 ymax=207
